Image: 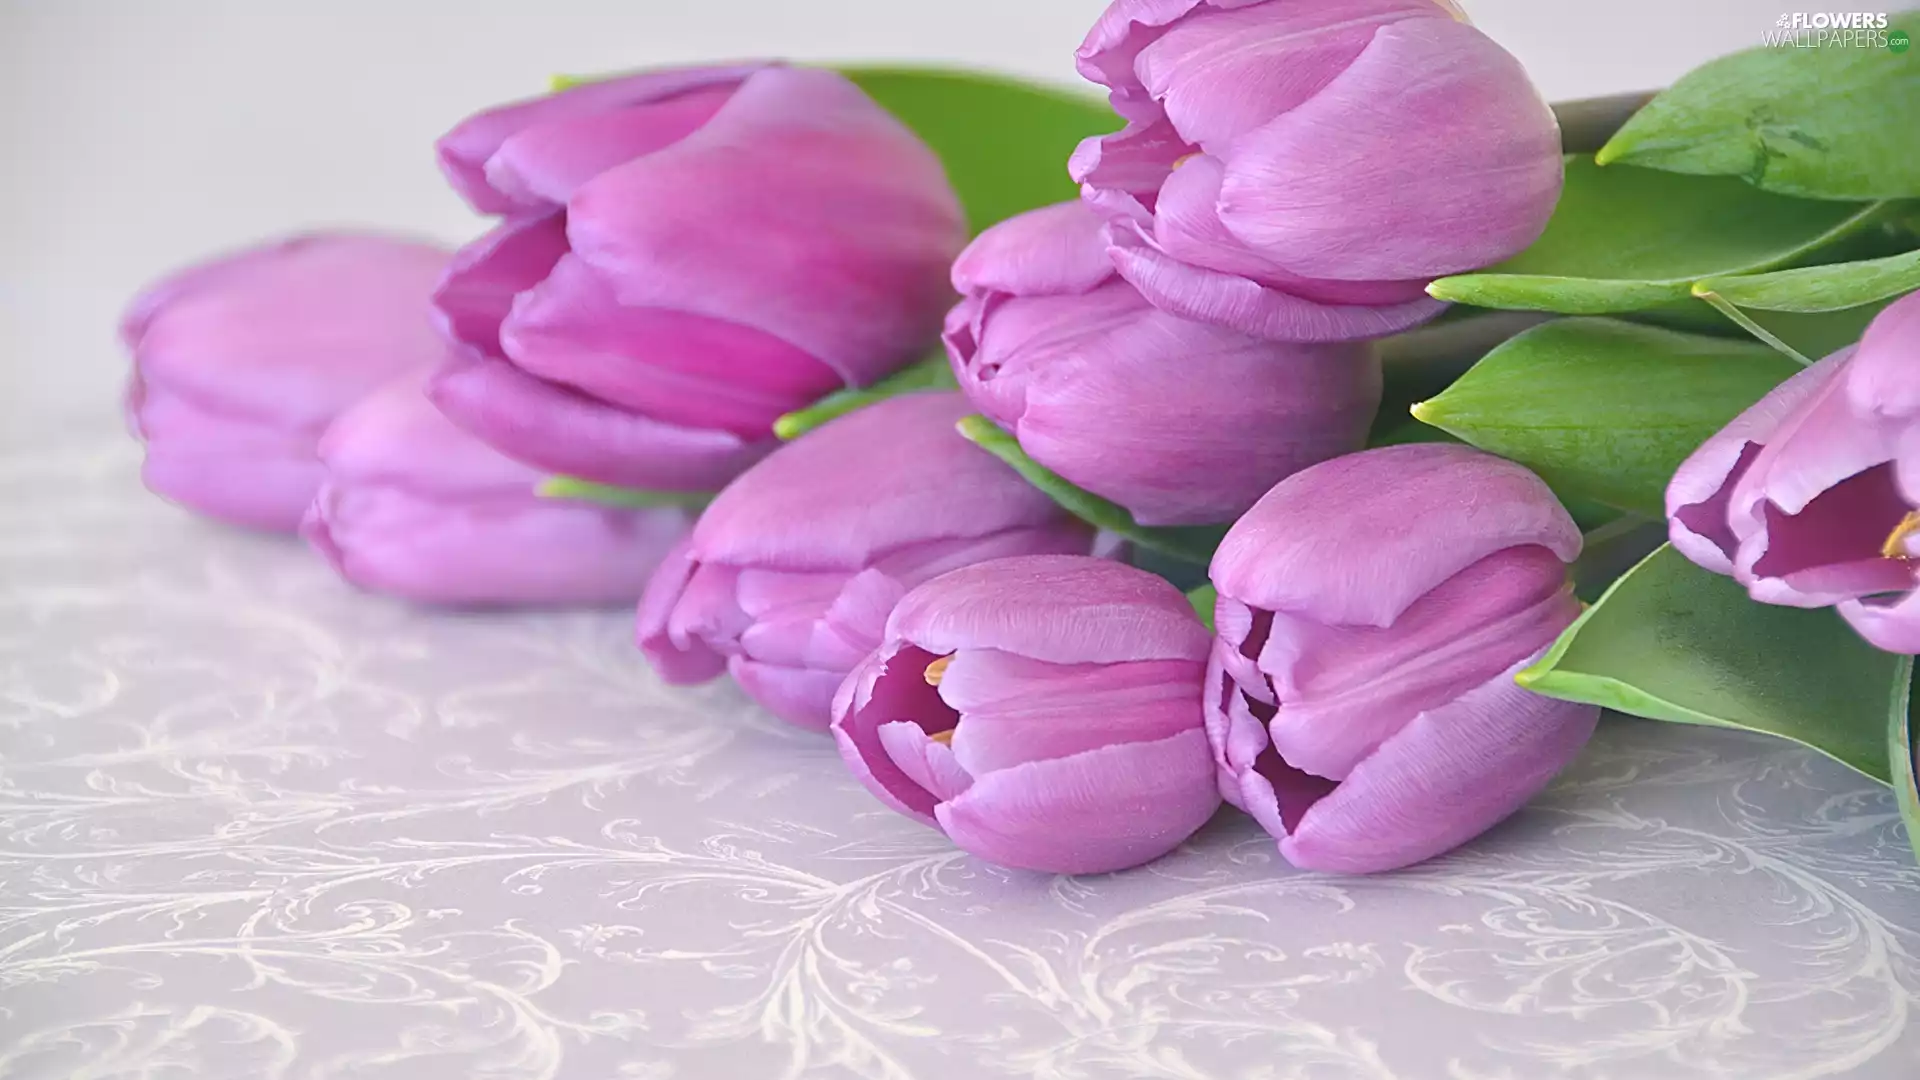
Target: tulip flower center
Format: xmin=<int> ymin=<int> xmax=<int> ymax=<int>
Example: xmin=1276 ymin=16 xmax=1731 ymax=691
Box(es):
xmin=923 ymin=655 xmax=953 ymax=686
xmin=1883 ymin=511 xmax=1920 ymax=560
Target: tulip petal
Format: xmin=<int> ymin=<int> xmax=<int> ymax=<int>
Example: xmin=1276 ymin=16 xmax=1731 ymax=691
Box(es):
xmin=1076 ymin=0 xmax=1270 ymax=110
xmin=690 ymin=393 xmax=1073 ymax=571
xmin=427 ymin=354 xmax=772 ymax=490
xmin=500 ymin=255 xmax=844 ymax=436
xmin=998 ymin=295 xmax=1381 ymax=526
xmin=486 ymin=86 xmax=737 ymax=207
xmin=951 ymin=201 xmax=1116 ymax=297
xmin=636 ymin=540 xmax=731 ymax=685
xmin=728 ymin=657 xmax=846 ymax=731
xmin=1262 ymin=570 xmax=1581 ymax=781
xmin=1843 ymin=291 xmax=1920 ymax=424
xmin=1274 ymin=655 xmax=1599 ymax=874
xmin=130 ymin=234 xmax=454 ymax=433
xmin=934 ymin=727 xmax=1220 ymax=874
xmin=433 ymin=214 xmax=570 ymax=359
xmin=833 ymin=643 xmax=963 ymax=825
xmin=877 ymin=721 xmax=976 ymax=804
xmin=1107 ymin=220 xmax=1447 ymax=342
xmin=889 ymin=555 xmax=1212 ymax=665
xmin=435 ymin=64 xmax=765 ymax=214
xmin=1138 ymin=0 xmax=1432 ymax=153
xmin=1211 ymin=444 xmax=1582 ymax=628
xmin=1840 ymin=590 xmax=1920 ymax=655
xmin=135 ymin=394 xmax=324 ymax=532
xmin=568 ymin=66 xmax=965 ymax=388
xmin=1218 ymin=17 xmax=1562 ymax=281
xmin=939 ymin=649 xmax=1206 ymax=774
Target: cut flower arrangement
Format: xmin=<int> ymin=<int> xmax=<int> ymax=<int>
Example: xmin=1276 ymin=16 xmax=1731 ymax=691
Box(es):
xmin=124 ymin=0 xmax=1920 ymax=876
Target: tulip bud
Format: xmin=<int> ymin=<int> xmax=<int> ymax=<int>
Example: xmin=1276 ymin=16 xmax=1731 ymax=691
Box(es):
xmin=302 ymin=377 xmax=690 ymax=607
xmin=832 ymin=555 xmax=1220 ymax=874
xmin=1206 ymin=444 xmax=1598 ymax=873
xmin=1668 ymin=292 xmax=1920 ymax=653
xmin=1070 ymin=0 xmax=1562 ymax=342
xmin=122 ymin=234 xmax=455 ymax=530
xmin=946 ymin=202 xmax=1380 ymax=526
xmin=428 ymin=64 xmax=967 ymax=492
xmin=637 ymin=393 xmax=1098 ymax=729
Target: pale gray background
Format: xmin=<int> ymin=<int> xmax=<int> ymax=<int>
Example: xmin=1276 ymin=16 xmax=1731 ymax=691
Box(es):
xmin=7 ymin=3 xmax=1920 ymax=1079
xmin=0 ymin=0 xmax=1802 ymax=425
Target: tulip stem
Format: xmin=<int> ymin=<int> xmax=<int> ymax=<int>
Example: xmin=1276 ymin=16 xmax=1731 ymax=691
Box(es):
xmin=1693 ymin=288 xmax=1814 ymax=367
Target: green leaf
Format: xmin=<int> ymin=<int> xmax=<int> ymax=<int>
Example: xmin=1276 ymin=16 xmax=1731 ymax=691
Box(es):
xmin=1894 ymin=662 xmax=1920 ymax=864
xmin=1427 ymin=157 xmax=1890 ymax=313
xmin=537 ymin=477 xmax=713 ymax=510
xmin=1411 ymin=318 xmax=1801 ymax=516
xmin=1518 ymin=545 xmax=1907 ymax=784
xmin=1695 ymin=247 xmax=1920 ymax=312
xmin=1595 ymin=15 xmax=1920 ymax=200
xmin=1185 ymin=585 xmax=1217 ymax=633
xmin=774 ymin=353 xmax=955 ymax=440
xmin=841 ymin=66 xmax=1115 ymax=234
xmin=955 ymin=415 xmax=1223 ymax=564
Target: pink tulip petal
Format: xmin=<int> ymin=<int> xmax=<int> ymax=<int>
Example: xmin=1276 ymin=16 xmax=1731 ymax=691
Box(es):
xmin=1211 ymin=444 xmax=1582 ymax=628
xmin=1275 ymin=656 xmax=1599 ymax=874
xmin=1218 ymin=17 xmax=1561 ymax=280
xmin=1076 ymin=0 xmax=1271 ymax=107
xmin=1840 ymin=591 xmax=1920 ymax=655
xmin=940 ymin=650 xmax=1206 ymax=774
xmin=1139 ymin=0 xmax=1431 ymax=153
xmin=1107 ymin=221 xmax=1447 ymax=342
xmin=636 ymin=539 xmax=731 ymax=684
xmin=486 ymin=86 xmax=737 ymax=207
xmin=934 ymin=728 xmax=1220 ymax=875
xmin=950 ymin=201 xmax=1116 ymax=297
xmin=689 ymin=393 xmax=1073 ymax=571
xmin=728 ymin=657 xmax=845 ymax=731
xmin=833 ymin=643 xmax=962 ymax=824
xmin=568 ymin=66 xmax=965 ymax=388
xmin=1844 ymin=291 xmax=1920 ymax=424
xmin=436 ymin=63 xmax=766 ymax=214
xmin=130 ymin=234 xmax=454 ymax=433
xmin=500 ymin=255 xmax=844 ymax=436
xmin=878 ymin=721 xmax=976 ymax=804
xmin=433 ymin=214 xmax=570 ymax=359
xmin=426 ymin=354 xmax=772 ymax=490
xmin=889 ymin=555 xmax=1212 ymax=665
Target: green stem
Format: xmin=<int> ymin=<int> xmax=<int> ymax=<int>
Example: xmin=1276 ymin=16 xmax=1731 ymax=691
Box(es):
xmin=774 ymin=353 xmax=955 ymax=441
xmin=1694 ymin=288 xmax=1814 ymax=366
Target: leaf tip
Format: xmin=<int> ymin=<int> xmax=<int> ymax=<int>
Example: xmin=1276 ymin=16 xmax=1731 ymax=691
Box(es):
xmin=534 ymin=477 xmax=572 ymax=500
xmin=1407 ymin=399 xmax=1439 ymax=425
xmin=772 ymin=412 xmax=806 ymax=441
xmin=1592 ymin=138 xmax=1626 ymax=167
xmin=1424 ymin=277 xmax=1467 ymax=303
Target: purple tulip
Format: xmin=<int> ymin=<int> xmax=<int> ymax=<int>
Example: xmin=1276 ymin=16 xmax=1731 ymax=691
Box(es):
xmin=637 ymin=393 xmax=1098 ymax=730
xmin=123 ymin=233 xmax=455 ymax=531
xmin=428 ymin=64 xmax=967 ymax=493
xmin=832 ymin=555 xmax=1220 ymax=874
xmin=1069 ymin=0 xmax=1562 ymax=342
xmin=1667 ymin=292 xmax=1920 ymax=653
xmin=945 ymin=201 xmax=1381 ymax=526
xmin=302 ymin=377 xmax=690 ymax=607
xmin=1206 ymin=444 xmax=1598 ymax=873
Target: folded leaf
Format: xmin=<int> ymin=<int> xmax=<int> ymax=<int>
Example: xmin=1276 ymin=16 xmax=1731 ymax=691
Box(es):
xmin=843 ymin=67 xmax=1116 ymax=234
xmin=955 ymin=415 xmax=1223 ymax=564
xmin=1695 ymin=247 xmax=1920 ymax=313
xmin=1411 ymin=319 xmax=1800 ymax=516
xmin=1519 ymin=545 xmax=1907 ymax=784
xmin=1596 ymin=17 xmax=1920 ymax=200
xmin=1427 ymin=157 xmax=1890 ymax=313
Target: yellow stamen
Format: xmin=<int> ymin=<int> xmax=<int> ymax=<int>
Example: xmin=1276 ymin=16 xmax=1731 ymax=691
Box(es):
xmin=1171 ymin=153 xmax=1198 ymax=171
xmin=928 ymin=729 xmax=956 ymax=746
xmin=1883 ymin=511 xmax=1920 ymax=560
xmin=923 ymin=655 xmax=954 ymax=686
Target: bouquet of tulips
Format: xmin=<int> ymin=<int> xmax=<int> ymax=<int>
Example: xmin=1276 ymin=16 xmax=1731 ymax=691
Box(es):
xmin=123 ymin=1 xmax=1920 ymax=876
